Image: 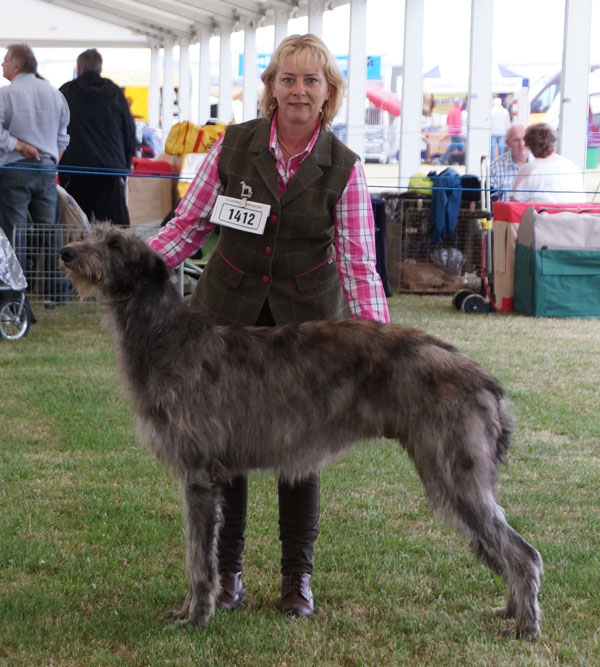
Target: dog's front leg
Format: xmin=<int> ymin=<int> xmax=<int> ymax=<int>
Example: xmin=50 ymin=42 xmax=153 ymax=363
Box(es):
xmin=169 ymin=472 xmax=222 ymax=628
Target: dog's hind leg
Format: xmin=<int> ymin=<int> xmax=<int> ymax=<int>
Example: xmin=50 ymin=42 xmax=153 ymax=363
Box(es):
xmin=169 ymin=472 xmax=222 ymax=628
xmin=461 ymin=502 xmax=542 ymax=640
xmin=405 ymin=424 xmax=542 ymax=640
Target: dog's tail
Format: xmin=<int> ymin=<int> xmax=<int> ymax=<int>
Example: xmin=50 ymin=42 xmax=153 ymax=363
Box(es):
xmin=475 ymin=369 xmax=514 ymax=465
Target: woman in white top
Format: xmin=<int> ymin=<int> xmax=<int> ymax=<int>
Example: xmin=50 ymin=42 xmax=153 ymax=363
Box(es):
xmin=512 ymin=123 xmax=585 ymax=203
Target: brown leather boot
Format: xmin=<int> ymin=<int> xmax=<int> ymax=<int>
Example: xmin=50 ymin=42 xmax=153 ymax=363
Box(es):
xmin=281 ymin=573 xmax=314 ymax=617
xmin=216 ymin=571 xmax=244 ymax=611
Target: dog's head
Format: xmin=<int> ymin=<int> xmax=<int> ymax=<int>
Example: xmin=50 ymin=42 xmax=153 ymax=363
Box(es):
xmin=60 ymin=223 xmax=170 ymax=299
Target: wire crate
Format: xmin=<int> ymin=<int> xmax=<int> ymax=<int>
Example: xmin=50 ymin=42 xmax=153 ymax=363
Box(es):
xmin=6 ymin=222 xmax=160 ymax=309
xmin=383 ymin=193 xmax=485 ymax=294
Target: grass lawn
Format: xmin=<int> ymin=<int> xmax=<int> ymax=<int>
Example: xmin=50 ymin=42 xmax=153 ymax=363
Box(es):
xmin=1 ymin=294 xmax=599 ymax=666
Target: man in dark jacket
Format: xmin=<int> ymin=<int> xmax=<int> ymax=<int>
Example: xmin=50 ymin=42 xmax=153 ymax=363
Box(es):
xmin=59 ymin=49 xmax=137 ymax=226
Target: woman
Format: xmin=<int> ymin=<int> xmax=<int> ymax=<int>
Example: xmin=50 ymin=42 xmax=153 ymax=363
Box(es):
xmin=149 ymin=33 xmax=389 ymax=618
xmin=512 ymin=122 xmax=585 ymax=203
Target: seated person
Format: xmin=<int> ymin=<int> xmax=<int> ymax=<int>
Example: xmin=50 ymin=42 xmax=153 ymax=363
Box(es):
xmin=490 ymin=124 xmax=531 ymax=202
xmin=512 ymin=123 xmax=585 ymax=203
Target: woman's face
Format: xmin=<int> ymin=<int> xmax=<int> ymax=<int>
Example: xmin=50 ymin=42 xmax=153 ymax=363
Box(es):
xmin=272 ymin=54 xmax=330 ymax=131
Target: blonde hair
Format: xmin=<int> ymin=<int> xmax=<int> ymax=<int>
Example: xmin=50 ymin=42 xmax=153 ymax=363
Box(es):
xmin=260 ymin=34 xmax=345 ymax=128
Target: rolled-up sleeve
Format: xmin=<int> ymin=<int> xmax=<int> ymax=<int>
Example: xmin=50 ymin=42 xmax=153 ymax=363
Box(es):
xmin=0 ymin=92 xmax=17 ymax=153
xmin=148 ymin=136 xmax=224 ymax=268
xmin=333 ymin=160 xmax=390 ymax=323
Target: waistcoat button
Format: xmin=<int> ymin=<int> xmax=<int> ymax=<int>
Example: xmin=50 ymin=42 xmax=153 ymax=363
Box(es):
xmin=269 ymin=214 xmax=277 ymax=222
xmin=265 ymin=246 xmax=272 ymax=255
xmin=262 ymin=275 xmax=270 ymax=284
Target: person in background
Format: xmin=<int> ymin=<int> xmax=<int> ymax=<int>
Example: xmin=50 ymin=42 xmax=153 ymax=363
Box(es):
xmin=148 ymin=33 xmax=389 ymax=619
xmin=460 ymin=98 xmax=468 ymax=143
xmin=490 ymin=123 xmax=531 ymax=202
xmin=439 ymin=98 xmax=465 ymax=165
xmin=508 ymin=94 xmax=519 ymax=124
xmin=0 ymin=44 xmax=70 ymax=302
xmin=59 ymin=49 xmax=137 ymax=226
xmin=490 ymin=97 xmax=510 ymax=160
xmin=512 ymin=123 xmax=585 ymax=203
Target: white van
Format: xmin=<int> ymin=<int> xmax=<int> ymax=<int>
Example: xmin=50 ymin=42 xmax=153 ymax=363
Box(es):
xmin=332 ymin=106 xmax=400 ymax=164
xmin=529 ymin=67 xmax=600 ymax=147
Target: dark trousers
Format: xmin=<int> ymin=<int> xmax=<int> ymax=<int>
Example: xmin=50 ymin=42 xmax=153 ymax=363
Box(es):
xmin=59 ymin=173 xmax=130 ymax=226
xmin=440 ymin=134 xmax=465 ymax=165
xmin=0 ymin=161 xmax=69 ymax=301
xmin=0 ymin=161 xmax=58 ymax=269
xmin=218 ymin=474 xmax=320 ymax=575
xmin=217 ymin=301 xmax=321 ymax=575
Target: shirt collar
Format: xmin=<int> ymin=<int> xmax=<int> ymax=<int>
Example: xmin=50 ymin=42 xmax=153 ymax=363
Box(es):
xmin=11 ymin=72 xmax=34 ymax=83
xmin=510 ymin=151 xmax=533 ymax=168
xmin=269 ymin=112 xmax=322 ymax=159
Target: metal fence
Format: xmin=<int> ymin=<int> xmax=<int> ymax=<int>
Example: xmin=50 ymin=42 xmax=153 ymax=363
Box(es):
xmin=2 ymin=221 xmax=162 ymax=309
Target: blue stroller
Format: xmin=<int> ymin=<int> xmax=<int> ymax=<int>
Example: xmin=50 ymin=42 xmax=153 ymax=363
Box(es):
xmin=0 ymin=228 xmax=32 ymax=340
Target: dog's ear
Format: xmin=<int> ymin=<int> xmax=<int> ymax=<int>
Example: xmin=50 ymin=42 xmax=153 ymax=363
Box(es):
xmin=107 ymin=232 xmax=125 ymax=251
xmin=145 ymin=249 xmax=171 ymax=285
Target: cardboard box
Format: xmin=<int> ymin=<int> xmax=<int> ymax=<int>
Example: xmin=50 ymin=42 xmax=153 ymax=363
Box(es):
xmin=492 ymin=219 xmax=520 ymax=312
xmin=127 ymin=174 xmax=173 ymax=227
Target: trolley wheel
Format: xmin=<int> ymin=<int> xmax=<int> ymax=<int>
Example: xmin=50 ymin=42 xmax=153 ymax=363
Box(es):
xmin=0 ymin=298 xmax=31 ymax=340
xmin=461 ymin=293 xmax=491 ymax=314
xmin=452 ymin=289 xmax=473 ymax=310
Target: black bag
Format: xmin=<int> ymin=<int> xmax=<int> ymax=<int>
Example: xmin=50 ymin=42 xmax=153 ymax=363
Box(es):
xmin=460 ymin=174 xmax=481 ymax=203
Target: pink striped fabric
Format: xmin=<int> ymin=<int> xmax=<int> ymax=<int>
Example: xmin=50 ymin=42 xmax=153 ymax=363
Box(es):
xmin=334 ymin=162 xmax=389 ymax=323
xmin=148 ymin=136 xmax=224 ymax=268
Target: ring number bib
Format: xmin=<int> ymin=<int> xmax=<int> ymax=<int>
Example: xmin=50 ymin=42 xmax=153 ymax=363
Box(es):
xmin=210 ymin=195 xmax=271 ymax=235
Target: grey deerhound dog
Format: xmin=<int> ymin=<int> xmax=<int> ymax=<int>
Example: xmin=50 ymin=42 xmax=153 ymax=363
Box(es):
xmin=60 ymin=225 xmax=542 ymax=640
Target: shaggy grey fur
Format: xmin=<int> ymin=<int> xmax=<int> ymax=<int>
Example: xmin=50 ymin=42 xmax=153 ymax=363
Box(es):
xmin=60 ymin=225 xmax=542 ymax=639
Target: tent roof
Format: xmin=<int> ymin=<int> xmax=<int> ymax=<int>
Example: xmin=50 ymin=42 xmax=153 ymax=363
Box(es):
xmin=1 ymin=0 xmax=348 ymax=48
xmin=423 ymin=63 xmax=526 ymax=95
xmin=2 ymin=0 xmax=148 ymax=48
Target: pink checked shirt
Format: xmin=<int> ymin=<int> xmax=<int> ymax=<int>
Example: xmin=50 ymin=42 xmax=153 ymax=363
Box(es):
xmin=149 ymin=116 xmax=389 ymax=323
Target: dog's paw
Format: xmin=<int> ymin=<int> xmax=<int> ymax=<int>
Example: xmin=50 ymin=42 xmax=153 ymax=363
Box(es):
xmin=167 ymin=607 xmax=188 ymax=622
xmin=500 ymin=623 xmax=540 ymax=642
xmin=515 ymin=622 xmax=540 ymax=642
xmin=167 ymin=596 xmax=213 ymax=629
xmin=168 ymin=612 xmax=210 ymax=629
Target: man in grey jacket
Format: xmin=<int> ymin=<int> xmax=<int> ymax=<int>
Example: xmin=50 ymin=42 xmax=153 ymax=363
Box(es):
xmin=0 ymin=43 xmax=70 ymax=293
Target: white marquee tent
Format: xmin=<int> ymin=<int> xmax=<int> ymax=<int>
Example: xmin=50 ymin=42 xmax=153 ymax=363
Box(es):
xmin=1 ymin=0 xmax=373 ymax=157
xmin=0 ymin=0 xmax=595 ymax=175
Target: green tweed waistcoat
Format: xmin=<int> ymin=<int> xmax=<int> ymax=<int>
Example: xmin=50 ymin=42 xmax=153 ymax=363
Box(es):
xmin=189 ymin=118 xmax=359 ymax=325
